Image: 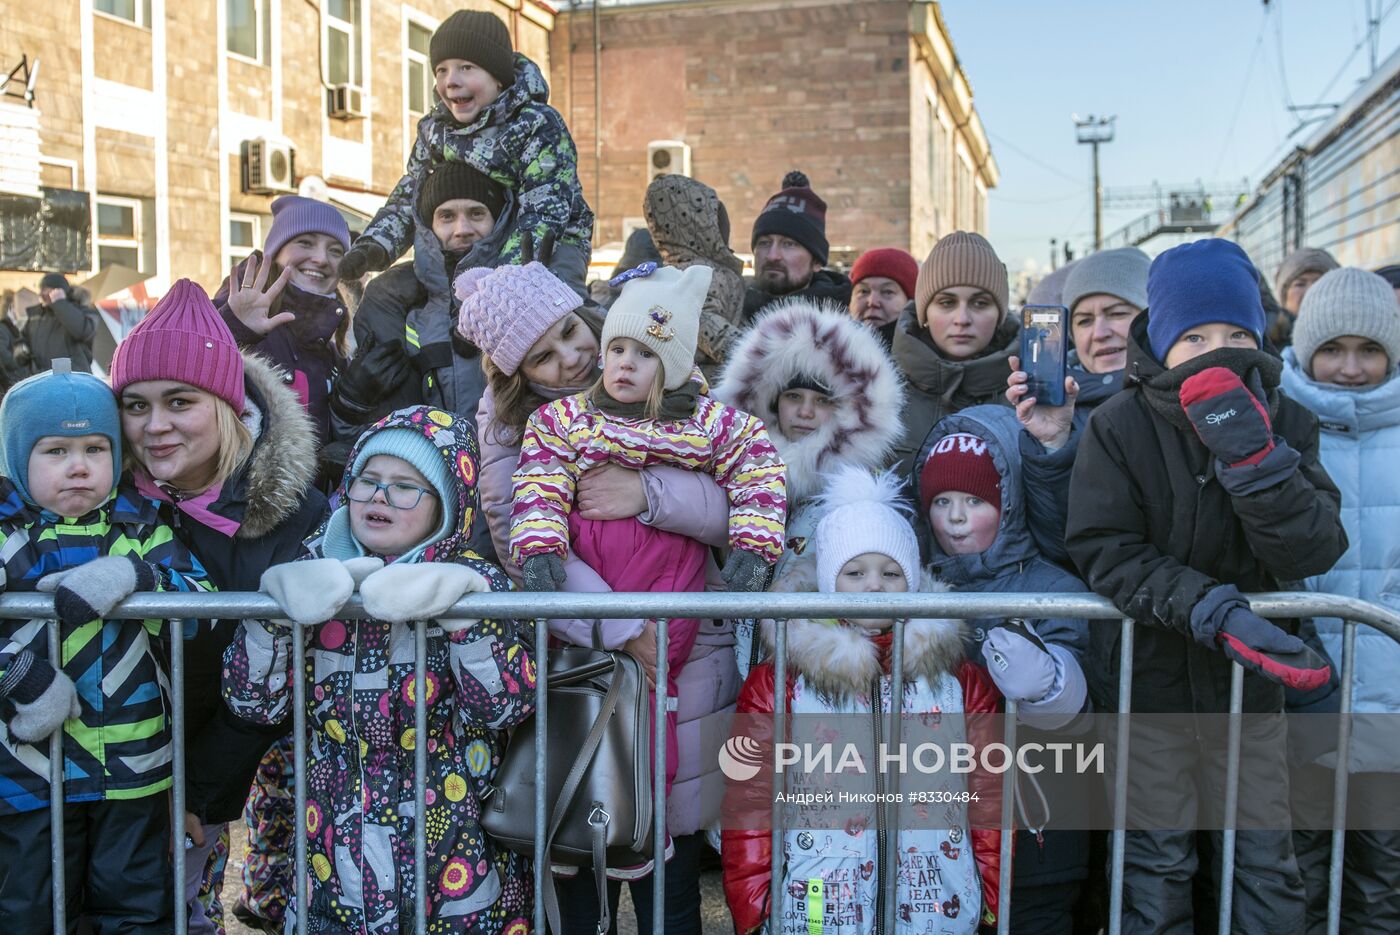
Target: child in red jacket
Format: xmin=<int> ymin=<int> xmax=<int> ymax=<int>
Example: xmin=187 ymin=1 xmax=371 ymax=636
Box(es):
xmin=721 ymin=466 xmax=1002 ymax=934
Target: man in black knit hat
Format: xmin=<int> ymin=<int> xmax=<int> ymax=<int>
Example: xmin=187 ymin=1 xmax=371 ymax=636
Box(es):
xmin=743 ymin=170 xmax=852 ymax=320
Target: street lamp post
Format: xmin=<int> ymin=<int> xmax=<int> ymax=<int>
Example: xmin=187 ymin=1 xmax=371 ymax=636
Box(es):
xmin=1074 ymin=114 xmax=1116 ymax=252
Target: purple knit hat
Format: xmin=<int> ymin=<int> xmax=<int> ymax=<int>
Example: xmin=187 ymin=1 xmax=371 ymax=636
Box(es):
xmin=110 ymin=278 xmax=246 ymax=410
xmin=262 ymin=195 xmax=351 ymax=263
xmin=455 ymin=262 xmax=583 ymax=375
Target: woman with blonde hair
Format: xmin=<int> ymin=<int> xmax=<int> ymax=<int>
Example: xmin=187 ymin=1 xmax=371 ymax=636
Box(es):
xmin=110 ymin=278 xmax=329 ymax=934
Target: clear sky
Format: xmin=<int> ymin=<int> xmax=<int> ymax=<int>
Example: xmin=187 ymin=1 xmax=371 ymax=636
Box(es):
xmin=937 ymin=0 xmax=1399 ymax=276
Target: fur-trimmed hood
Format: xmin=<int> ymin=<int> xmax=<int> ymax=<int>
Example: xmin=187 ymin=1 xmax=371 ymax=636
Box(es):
xmin=232 ymin=352 xmax=320 ymax=538
xmin=713 ymin=299 xmax=904 ymax=502
xmin=761 ymin=562 xmax=964 ymax=702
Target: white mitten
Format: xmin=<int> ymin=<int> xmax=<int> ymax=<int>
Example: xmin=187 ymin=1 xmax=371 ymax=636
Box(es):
xmin=260 ymin=558 xmax=357 ymax=626
xmin=359 ymin=563 xmax=490 ymax=626
xmin=343 ymin=556 xmax=386 ymax=587
xmin=983 ymin=619 xmax=1057 ymax=703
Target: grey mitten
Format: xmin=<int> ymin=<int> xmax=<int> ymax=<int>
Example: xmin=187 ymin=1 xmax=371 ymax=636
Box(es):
xmin=2 ymin=650 xmax=81 ymax=743
xmin=983 ymin=619 xmax=1057 ymax=703
xmin=360 ymin=562 xmax=490 ymax=626
xmin=721 ymin=550 xmax=773 ymax=593
xmin=261 ymin=558 xmax=364 ymax=626
xmin=521 ymin=554 xmax=566 ymax=593
xmin=38 ymin=555 xmax=158 ymax=626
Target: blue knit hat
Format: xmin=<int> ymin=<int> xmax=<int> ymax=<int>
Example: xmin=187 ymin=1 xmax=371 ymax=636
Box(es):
xmin=1146 ymin=239 xmax=1266 ymax=362
xmin=0 ymin=360 xmax=121 ymax=506
xmin=262 ymin=195 xmax=351 ymax=265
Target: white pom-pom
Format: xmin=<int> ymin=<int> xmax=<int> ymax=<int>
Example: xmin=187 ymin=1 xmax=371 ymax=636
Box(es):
xmin=813 ymin=465 xmax=911 ymax=517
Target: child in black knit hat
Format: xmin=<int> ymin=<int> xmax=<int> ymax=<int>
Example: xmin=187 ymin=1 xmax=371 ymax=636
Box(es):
xmin=339 ymin=9 xmax=593 ymax=294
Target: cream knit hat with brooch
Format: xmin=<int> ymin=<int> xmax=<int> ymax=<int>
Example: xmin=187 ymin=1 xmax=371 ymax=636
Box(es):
xmin=601 ymin=264 xmax=713 ymax=390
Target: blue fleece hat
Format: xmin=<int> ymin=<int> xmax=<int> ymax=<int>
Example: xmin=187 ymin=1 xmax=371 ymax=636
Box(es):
xmin=0 ymin=360 xmax=122 ymax=506
xmin=331 ymin=427 xmax=456 ymax=562
xmin=1146 ymin=239 xmax=1266 ymax=362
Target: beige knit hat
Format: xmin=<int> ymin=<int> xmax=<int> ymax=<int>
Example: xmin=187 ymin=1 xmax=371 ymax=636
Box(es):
xmin=914 ymin=231 xmax=1010 ymax=325
xmin=1293 ymin=267 xmax=1400 ymax=374
xmin=1275 ymin=247 xmax=1340 ymax=296
xmin=602 ymin=264 xmax=712 ymax=390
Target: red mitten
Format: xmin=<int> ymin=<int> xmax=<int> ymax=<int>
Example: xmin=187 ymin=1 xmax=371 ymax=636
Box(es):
xmin=1178 ymin=367 xmax=1275 ymax=467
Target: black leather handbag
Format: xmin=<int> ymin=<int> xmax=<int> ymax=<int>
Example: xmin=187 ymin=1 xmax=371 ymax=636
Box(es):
xmin=482 ymin=640 xmax=654 ymax=933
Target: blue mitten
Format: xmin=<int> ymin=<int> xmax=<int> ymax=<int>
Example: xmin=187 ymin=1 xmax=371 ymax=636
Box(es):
xmin=1 ymin=650 xmax=81 ymax=743
xmin=360 ymin=562 xmax=491 ymax=626
xmin=1191 ymin=585 xmax=1332 ymax=692
xmin=37 ymin=555 xmax=158 ymax=626
xmin=983 ymin=619 xmax=1057 ymax=703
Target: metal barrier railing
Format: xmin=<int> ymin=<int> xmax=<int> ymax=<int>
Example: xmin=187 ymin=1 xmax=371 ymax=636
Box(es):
xmin=10 ymin=589 xmax=1400 ymax=935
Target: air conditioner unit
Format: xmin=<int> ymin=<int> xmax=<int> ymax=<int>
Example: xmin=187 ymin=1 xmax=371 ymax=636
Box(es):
xmin=241 ymin=137 xmax=296 ymax=195
xmin=327 ymin=84 xmax=367 ymax=120
xmin=647 ymin=140 xmax=691 ymax=181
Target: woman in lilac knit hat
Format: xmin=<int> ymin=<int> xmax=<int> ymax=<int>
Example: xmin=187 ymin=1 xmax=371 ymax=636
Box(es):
xmin=456 ymin=261 xmax=743 ymax=931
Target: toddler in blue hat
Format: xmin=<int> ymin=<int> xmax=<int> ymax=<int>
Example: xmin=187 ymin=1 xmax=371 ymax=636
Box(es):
xmin=0 ymin=360 xmax=211 ymax=930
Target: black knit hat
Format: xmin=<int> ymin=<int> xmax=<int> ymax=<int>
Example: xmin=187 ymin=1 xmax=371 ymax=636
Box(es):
xmin=429 ymin=10 xmax=515 ymax=88
xmin=751 ymin=171 xmax=829 ymax=265
xmin=416 ymin=162 xmax=507 ymax=228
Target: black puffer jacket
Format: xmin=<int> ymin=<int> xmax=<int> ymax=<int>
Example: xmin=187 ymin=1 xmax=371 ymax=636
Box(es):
xmin=24 ymin=288 xmax=99 ymax=372
xmin=1065 ymin=315 xmax=1346 ymax=714
xmin=742 ymin=268 xmax=851 ymax=321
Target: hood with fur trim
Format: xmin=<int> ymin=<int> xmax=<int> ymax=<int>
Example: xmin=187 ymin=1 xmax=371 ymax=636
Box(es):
xmin=230 ymin=352 xmax=320 ymax=539
xmin=761 ymin=563 xmax=964 ymax=703
xmin=912 ymin=404 xmax=1037 ymax=584
xmin=326 ymin=405 xmax=482 ymax=564
xmin=713 ymin=299 xmax=904 ymax=503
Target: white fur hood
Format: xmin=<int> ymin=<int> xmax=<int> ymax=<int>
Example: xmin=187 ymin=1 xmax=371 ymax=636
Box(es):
xmin=760 ymin=562 xmax=965 ymax=702
xmin=714 ymin=298 xmax=905 ymax=503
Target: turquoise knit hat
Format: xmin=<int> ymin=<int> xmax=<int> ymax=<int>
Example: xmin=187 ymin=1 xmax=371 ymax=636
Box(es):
xmin=322 ymin=427 xmax=457 ymax=563
xmin=0 ymin=360 xmax=121 ymax=507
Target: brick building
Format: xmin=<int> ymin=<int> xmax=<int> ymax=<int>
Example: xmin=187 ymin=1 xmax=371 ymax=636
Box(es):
xmin=0 ymin=0 xmax=556 ymax=295
xmin=550 ymin=0 xmax=998 ymax=266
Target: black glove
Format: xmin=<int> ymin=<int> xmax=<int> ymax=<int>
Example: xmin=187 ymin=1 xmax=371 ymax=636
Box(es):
xmin=521 ymin=554 xmax=566 ymax=593
xmin=520 ymin=230 xmax=556 ymax=266
xmin=721 ymin=551 xmax=772 ymax=593
xmin=1179 ymin=367 xmax=1275 ymax=467
xmin=338 ymin=242 xmax=390 ymax=281
xmin=331 ymin=339 xmax=415 ymax=421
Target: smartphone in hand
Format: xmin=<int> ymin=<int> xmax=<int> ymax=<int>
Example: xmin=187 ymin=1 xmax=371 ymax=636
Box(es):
xmin=1019 ymin=304 xmax=1069 ymax=407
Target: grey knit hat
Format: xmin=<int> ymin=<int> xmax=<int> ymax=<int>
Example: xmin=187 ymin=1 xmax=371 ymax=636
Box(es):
xmin=1293 ymin=267 xmax=1400 ymax=373
xmin=1063 ymin=247 xmax=1149 ymax=313
xmin=1276 ymin=247 xmax=1340 ymax=296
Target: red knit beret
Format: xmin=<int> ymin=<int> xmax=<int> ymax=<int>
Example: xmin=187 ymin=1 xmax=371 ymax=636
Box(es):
xmin=919 ymin=432 xmax=1002 ymax=516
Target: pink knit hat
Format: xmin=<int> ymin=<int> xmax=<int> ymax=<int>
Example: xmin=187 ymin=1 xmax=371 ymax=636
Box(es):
xmin=455 ymin=262 xmax=582 ymax=375
xmin=110 ymin=278 xmax=246 ymax=410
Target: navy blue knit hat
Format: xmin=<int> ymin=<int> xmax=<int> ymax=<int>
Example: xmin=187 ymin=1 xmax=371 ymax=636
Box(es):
xmin=0 ymin=360 xmax=121 ymax=507
xmin=1146 ymin=239 xmax=1266 ymax=362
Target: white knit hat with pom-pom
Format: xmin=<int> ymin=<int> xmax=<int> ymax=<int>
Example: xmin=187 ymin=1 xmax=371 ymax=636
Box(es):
xmin=812 ymin=466 xmax=921 ymax=594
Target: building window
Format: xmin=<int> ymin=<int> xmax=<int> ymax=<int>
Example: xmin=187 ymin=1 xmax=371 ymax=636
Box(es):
xmin=956 ymin=157 xmax=973 ymax=231
xmin=229 ymin=212 xmax=261 ymax=270
xmin=96 ymin=195 xmax=144 ymax=271
xmin=406 ymin=19 xmax=434 ymax=118
xmin=95 ymin=0 xmax=152 ymax=27
xmin=227 ymin=0 xmax=271 ymax=63
xmin=324 ymin=0 xmax=363 ymax=87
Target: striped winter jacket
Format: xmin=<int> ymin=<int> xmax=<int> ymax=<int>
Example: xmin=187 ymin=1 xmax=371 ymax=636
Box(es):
xmin=510 ymin=373 xmax=787 ymax=566
xmin=0 ymin=478 xmax=212 ymax=814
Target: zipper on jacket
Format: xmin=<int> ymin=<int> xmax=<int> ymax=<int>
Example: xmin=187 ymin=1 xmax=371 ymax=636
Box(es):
xmin=870 ymin=676 xmax=886 ymax=935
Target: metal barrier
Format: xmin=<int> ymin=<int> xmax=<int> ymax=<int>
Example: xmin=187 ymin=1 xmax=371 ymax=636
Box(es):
xmin=10 ymin=589 xmax=1400 ymax=935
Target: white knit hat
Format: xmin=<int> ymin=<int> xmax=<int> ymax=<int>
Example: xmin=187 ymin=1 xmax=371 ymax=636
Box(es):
xmin=602 ymin=264 xmax=712 ymax=390
xmin=1294 ymin=267 xmax=1400 ymax=374
xmin=812 ymin=466 xmax=921 ymax=594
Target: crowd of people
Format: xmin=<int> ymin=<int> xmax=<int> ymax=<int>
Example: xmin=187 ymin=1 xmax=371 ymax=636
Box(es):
xmin=2 ymin=7 xmax=1400 ymax=935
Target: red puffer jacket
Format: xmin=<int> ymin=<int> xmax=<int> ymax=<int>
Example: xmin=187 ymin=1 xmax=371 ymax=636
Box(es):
xmin=720 ymin=619 xmax=1004 ymax=934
